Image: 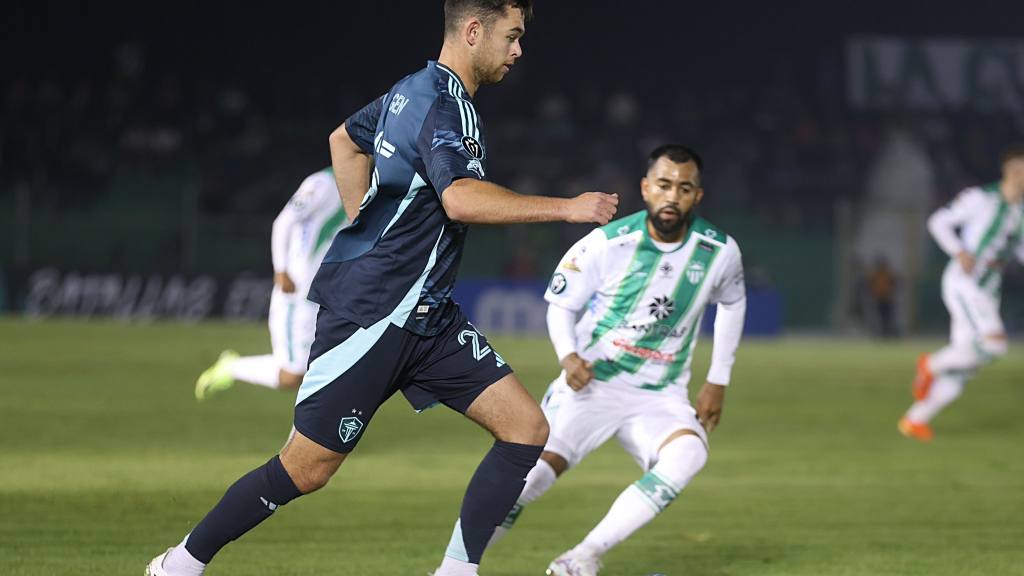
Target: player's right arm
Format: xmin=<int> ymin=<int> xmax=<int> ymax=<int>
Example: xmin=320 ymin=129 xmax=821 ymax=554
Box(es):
xmin=544 ymin=230 xmax=606 ymax=390
xmin=442 ymin=179 xmax=618 ymax=225
xmin=419 ymin=94 xmax=617 ymax=225
xmin=330 ymin=94 xmax=385 ymax=220
xmin=928 ymin=189 xmax=980 ymax=273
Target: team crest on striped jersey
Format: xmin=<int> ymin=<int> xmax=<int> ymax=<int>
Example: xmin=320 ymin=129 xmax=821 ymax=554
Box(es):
xmin=686 ymin=261 xmax=706 ymax=284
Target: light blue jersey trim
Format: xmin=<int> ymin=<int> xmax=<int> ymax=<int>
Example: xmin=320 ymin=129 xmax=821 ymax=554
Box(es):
xmin=380 ymin=173 xmax=426 ymax=239
xmin=444 ymin=519 xmax=470 ymax=562
xmin=387 ymin=226 xmax=446 ymax=326
xmin=295 ymin=315 xmax=391 ymax=406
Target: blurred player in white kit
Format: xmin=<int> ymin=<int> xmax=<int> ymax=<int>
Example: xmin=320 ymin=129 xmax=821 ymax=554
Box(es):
xmin=900 ymin=146 xmax=1024 ymax=441
xmin=195 ymin=168 xmax=347 ymax=399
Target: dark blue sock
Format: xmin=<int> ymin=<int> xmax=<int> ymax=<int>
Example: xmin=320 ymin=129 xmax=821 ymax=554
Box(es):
xmin=448 ymin=441 xmax=543 ymax=564
xmin=184 ymin=455 xmax=301 ymax=563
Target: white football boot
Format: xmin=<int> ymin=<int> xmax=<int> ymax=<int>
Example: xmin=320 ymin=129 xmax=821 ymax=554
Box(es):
xmin=545 ymin=549 xmax=602 ymax=576
xmin=144 ymin=549 xmax=172 ymax=575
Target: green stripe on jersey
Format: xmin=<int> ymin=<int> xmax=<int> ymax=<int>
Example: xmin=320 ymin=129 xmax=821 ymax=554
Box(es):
xmin=595 ymin=237 xmax=721 ymax=383
xmin=974 ymin=199 xmax=1007 ymax=261
xmin=585 ymin=220 xmax=662 ymax=350
xmin=311 ymin=207 xmax=347 ymax=260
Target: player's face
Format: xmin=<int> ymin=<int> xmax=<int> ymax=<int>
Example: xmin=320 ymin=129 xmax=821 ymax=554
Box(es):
xmin=641 ymin=157 xmax=703 ymax=239
xmin=1004 ymin=158 xmax=1024 ymax=202
xmin=473 ymin=7 xmax=525 ymax=85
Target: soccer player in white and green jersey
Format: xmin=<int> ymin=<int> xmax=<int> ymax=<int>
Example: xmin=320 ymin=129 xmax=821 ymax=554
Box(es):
xmin=195 ymin=168 xmax=348 ymax=398
xmin=900 ymin=145 xmax=1024 ymax=442
xmin=491 ymin=145 xmax=746 ymax=575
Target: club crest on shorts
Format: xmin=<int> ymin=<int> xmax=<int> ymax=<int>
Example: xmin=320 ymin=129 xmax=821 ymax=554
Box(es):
xmin=338 ymin=416 xmax=364 ymax=443
xmin=461 ymin=136 xmax=483 ymax=159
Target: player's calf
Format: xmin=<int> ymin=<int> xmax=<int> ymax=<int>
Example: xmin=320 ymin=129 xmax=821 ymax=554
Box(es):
xmin=572 ymin=433 xmax=707 ymax=560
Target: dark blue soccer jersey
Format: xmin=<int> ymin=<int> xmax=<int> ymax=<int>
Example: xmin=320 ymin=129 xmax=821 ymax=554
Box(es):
xmin=308 ymin=61 xmax=487 ymax=336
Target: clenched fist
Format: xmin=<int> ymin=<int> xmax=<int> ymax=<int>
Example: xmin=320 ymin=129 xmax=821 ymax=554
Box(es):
xmin=564 ymin=192 xmax=619 ymax=225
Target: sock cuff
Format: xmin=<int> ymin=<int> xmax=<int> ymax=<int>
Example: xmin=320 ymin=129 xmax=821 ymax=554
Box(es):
xmin=266 ymin=455 xmax=302 ymax=503
xmin=491 ymin=440 xmax=544 ymax=469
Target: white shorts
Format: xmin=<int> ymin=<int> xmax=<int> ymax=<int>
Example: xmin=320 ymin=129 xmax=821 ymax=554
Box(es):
xmin=268 ymin=288 xmax=319 ymax=375
xmin=941 ymin=263 xmax=1004 ymax=346
xmin=541 ymin=373 xmax=708 ymax=472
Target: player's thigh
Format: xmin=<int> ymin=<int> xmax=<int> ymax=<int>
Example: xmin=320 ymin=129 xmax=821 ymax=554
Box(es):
xmin=616 ymin=391 xmax=707 ymax=471
xmin=268 ymin=291 xmax=312 ymax=374
xmin=543 ymin=380 xmax=626 ymax=468
xmin=946 ymin=277 xmax=1005 ymax=339
xmin=464 ymin=373 xmax=548 ymax=445
xmin=293 ymin=312 xmax=413 ymax=454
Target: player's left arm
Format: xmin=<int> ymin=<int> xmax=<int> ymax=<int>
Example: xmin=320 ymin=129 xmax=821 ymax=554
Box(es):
xmin=698 ymin=239 xmax=747 ymax=433
xmin=330 ymin=94 xmax=384 ymax=220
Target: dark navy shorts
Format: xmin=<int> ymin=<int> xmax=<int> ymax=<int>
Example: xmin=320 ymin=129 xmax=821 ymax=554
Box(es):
xmin=293 ymin=306 xmax=513 ymax=453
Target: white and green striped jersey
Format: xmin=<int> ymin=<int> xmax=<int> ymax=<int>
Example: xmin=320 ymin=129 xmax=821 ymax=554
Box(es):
xmin=545 ymin=211 xmax=745 ymax=394
xmin=928 ymin=183 xmax=1024 ymax=294
xmin=271 ymin=168 xmax=348 ymax=292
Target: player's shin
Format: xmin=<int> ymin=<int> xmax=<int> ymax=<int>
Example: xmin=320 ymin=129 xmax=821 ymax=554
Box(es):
xmin=488 ymin=457 xmax=559 ymax=547
xmin=440 ymin=441 xmax=544 ymax=571
xmin=906 ymin=373 xmax=966 ymax=424
xmin=178 ymin=455 xmax=301 ymax=565
xmin=576 ymin=435 xmax=706 ymax=558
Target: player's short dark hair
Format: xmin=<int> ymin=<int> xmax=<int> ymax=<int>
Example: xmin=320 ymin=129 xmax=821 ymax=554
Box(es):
xmin=647 ymin=144 xmax=703 ymax=176
xmin=444 ymin=0 xmax=534 ymax=35
xmin=1002 ymin=143 xmax=1024 ymax=165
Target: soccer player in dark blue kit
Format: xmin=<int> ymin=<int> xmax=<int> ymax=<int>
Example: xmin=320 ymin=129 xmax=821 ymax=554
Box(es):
xmin=146 ymin=1 xmax=619 ymax=575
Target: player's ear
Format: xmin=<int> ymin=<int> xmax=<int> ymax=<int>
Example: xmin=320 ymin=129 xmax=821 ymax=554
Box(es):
xmin=695 ymin=187 xmax=705 ymax=205
xmin=640 ymin=177 xmax=650 ymax=201
xmin=466 ymin=18 xmax=483 ymax=47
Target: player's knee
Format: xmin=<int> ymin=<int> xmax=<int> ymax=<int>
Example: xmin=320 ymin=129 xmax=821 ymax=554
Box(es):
xmin=278 ymin=370 xmax=304 ymax=390
xmin=521 ymin=410 xmax=549 ymax=446
xmin=540 ymin=450 xmax=569 ymax=476
xmin=652 ymin=434 xmax=708 ymax=491
xmin=287 ymin=462 xmax=336 ymax=494
xmin=979 ymin=335 xmax=1008 ymax=360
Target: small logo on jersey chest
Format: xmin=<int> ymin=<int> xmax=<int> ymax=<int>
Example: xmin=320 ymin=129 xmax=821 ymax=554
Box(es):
xmin=389 ymin=93 xmax=410 ymax=116
xmin=648 ymin=295 xmax=675 ymax=320
xmin=461 ymin=136 xmax=484 ymax=159
xmin=686 ymin=261 xmax=706 ymax=284
xmin=658 ymin=261 xmax=674 ymax=277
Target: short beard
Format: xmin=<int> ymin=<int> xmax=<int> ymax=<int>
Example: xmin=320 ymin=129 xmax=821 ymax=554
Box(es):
xmin=647 ymin=207 xmax=690 ymax=239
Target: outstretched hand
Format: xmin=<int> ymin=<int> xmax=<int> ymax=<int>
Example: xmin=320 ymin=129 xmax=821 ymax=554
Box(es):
xmin=565 ymin=192 xmax=619 ymax=225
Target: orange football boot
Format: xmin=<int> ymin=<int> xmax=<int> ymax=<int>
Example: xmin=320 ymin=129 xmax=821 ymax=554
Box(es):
xmin=898 ymin=417 xmax=934 ymax=442
xmin=912 ymin=353 xmax=933 ymax=400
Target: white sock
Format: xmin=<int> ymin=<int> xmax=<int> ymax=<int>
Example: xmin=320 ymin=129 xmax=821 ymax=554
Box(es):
xmin=928 ymin=345 xmax=980 ymax=375
xmin=489 ymin=458 xmax=559 ymax=547
xmin=906 ymin=374 xmax=965 ymax=424
xmin=576 ymin=436 xmax=706 ymax=558
xmin=230 ymin=355 xmax=280 ymax=388
xmin=162 ymin=535 xmax=206 ymax=575
xmin=435 ymin=554 xmax=478 ymax=576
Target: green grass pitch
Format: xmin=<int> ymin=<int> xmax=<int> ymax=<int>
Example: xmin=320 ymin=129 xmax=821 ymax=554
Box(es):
xmin=1 ymin=318 xmax=1022 ymax=575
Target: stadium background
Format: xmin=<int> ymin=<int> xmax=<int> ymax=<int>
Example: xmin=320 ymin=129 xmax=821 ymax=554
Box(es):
xmin=3 ymin=1 xmax=1023 ymax=333
xmin=2 ymin=2 xmax=1023 ymax=575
